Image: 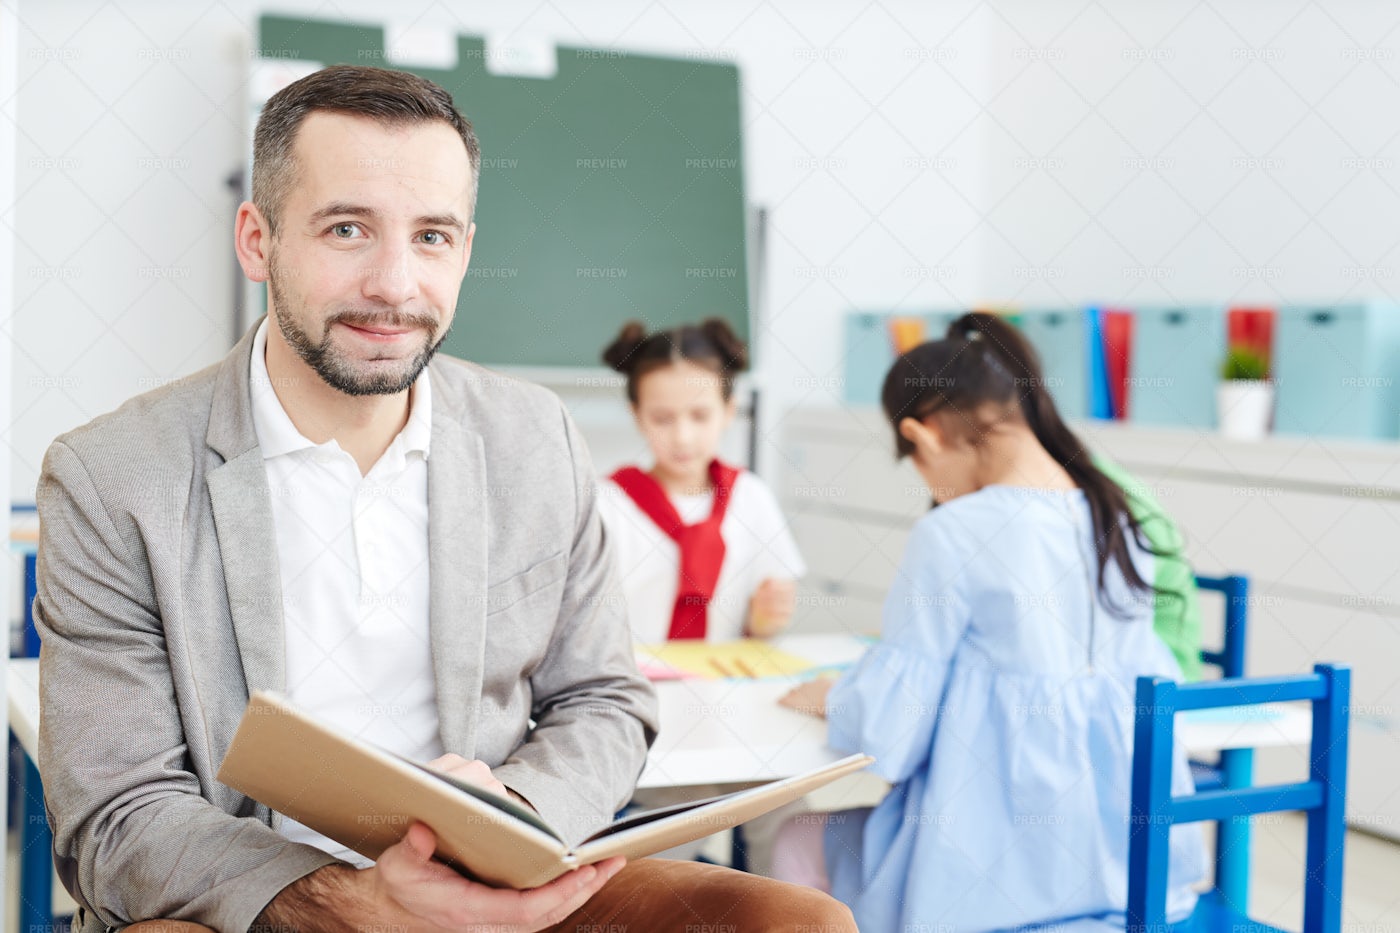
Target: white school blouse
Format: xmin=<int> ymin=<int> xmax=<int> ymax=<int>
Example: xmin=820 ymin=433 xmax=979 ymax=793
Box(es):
xmin=597 ymin=469 xmax=807 ymax=643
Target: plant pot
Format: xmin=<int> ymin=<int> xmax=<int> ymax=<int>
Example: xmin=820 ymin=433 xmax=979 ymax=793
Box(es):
xmin=1217 ymin=380 xmax=1274 ymax=440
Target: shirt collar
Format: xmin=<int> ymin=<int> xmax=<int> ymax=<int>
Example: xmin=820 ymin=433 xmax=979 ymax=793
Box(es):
xmin=249 ymin=317 xmax=432 ymax=462
xmin=399 ymin=361 xmax=432 ymax=459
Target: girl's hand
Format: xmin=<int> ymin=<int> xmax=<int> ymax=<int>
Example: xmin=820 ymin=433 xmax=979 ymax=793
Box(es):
xmin=779 ymin=677 xmax=835 ymax=719
xmin=747 ymin=578 xmax=797 ymax=637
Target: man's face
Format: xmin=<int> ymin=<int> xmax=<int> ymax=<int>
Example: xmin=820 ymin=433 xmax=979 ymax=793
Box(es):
xmin=266 ymin=111 xmax=475 ymax=396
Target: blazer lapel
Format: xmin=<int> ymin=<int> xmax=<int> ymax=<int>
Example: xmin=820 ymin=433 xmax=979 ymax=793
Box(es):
xmin=427 ymin=366 xmax=488 ymax=756
xmin=207 ymin=451 xmax=284 ymax=697
xmin=205 ymin=321 xmax=285 ymax=698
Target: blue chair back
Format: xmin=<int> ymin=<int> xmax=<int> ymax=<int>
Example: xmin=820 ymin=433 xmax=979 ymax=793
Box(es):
xmin=1195 ymin=573 xmax=1248 ymax=678
xmin=1128 ymin=664 xmax=1350 ymax=933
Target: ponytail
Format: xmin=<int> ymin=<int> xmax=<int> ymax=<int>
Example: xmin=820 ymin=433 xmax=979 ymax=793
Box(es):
xmin=883 ymin=312 xmax=1169 ymax=614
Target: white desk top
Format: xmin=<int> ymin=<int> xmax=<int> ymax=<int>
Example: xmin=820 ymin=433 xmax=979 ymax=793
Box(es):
xmin=9 ymin=657 xmax=39 ymax=758
xmin=635 ymin=634 xmax=1315 ymax=789
xmin=9 ymin=635 xmax=1314 ymax=793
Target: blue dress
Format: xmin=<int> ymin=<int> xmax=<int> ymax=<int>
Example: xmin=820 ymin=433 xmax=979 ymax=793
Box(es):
xmin=826 ymin=486 xmax=1206 ymax=932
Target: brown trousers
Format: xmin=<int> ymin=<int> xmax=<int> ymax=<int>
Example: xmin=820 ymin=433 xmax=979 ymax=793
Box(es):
xmin=123 ymin=858 xmax=856 ymax=932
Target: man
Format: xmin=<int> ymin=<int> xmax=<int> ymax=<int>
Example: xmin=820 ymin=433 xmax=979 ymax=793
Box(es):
xmin=35 ymin=65 xmax=856 ymax=932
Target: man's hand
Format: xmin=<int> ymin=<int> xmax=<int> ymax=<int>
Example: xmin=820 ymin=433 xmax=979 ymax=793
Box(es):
xmin=425 ymin=754 xmax=509 ymax=798
xmin=426 ymin=753 xmax=539 ymax=812
xmin=375 ymin=823 xmax=625 ymax=931
xmin=746 ymin=577 xmax=797 ymax=638
xmin=256 ymin=823 xmax=626 ymax=933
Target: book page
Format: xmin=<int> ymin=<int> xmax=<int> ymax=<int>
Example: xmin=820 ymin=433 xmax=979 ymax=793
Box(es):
xmin=571 ymin=753 xmax=874 ymax=864
xmin=580 ymin=789 xmax=739 ymax=843
xmin=403 ymin=760 xmax=561 ymax=841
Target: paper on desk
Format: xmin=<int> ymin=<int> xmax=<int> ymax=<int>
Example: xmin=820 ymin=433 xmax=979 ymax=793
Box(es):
xmin=634 ymin=639 xmax=821 ymax=680
xmin=635 ymin=658 xmax=693 ymax=681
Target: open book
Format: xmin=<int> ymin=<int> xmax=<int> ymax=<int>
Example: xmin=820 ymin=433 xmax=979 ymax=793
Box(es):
xmin=217 ymin=691 xmax=874 ymax=890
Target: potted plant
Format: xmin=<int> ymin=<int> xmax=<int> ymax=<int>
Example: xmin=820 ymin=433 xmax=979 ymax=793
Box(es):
xmin=1217 ymin=346 xmax=1273 ymax=440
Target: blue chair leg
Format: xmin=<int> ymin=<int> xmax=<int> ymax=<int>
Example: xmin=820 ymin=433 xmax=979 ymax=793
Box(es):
xmin=19 ymin=748 xmax=53 ymax=932
xmin=1215 ymin=746 xmax=1254 ymax=914
xmin=730 ymin=824 xmax=748 ymax=872
xmin=1304 ymin=664 xmax=1349 ymax=933
xmin=8 ymin=733 xmax=20 ymax=831
xmin=24 ymin=552 xmax=40 ymax=659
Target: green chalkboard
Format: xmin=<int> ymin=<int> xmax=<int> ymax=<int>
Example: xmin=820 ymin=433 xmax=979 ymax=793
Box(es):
xmin=257 ymin=16 xmax=750 ymax=367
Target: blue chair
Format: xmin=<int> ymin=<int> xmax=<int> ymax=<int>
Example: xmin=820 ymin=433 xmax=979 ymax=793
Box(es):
xmin=9 ymin=503 xmax=55 ymax=932
xmin=1195 ymin=574 xmax=1249 ymax=687
xmin=1193 ymin=574 xmax=1255 ymax=909
xmin=1128 ymin=663 xmax=1350 ymax=933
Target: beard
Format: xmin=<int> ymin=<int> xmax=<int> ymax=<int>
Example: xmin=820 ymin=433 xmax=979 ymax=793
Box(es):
xmin=267 ymin=253 xmax=448 ymax=397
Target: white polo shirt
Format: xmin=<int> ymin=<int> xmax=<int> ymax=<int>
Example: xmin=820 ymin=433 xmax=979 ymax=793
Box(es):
xmin=248 ymin=319 xmax=441 ymax=864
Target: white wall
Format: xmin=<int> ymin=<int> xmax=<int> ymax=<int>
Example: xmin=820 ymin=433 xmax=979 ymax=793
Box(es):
xmin=14 ymin=1 xmax=1400 ymax=497
xmin=978 ymin=0 xmax=1400 ymax=308
xmin=9 ymin=0 xmax=995 ymax=498
xmin=1 ymin=0 xmax=20 ymax=895
xmin=10 ymin=1 xmax=251 ymax=498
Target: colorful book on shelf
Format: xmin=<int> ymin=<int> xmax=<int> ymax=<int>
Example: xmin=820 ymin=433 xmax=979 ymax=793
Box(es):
xmin=217 ymin=691 xmax=874 ymax=890
xmin=1085 ymin=307 xmax=1114 ymax=419
xmin=1101 ymin=308 xmax=1134 ymax=420
xmin=887 ymin=315 xmax=928 ymax=354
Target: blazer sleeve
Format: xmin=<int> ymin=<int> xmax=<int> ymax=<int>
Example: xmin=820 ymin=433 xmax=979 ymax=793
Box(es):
xmin=34 ymin=440 xmax=338 ymax=932
xmin=491 ymin=403 xmax=660 ymax=845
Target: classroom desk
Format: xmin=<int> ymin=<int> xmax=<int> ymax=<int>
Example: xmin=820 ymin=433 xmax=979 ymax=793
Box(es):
xmin=636 ymin=634 xmax=1315 ymax=790
xmin=10 ymin=657 xmax=39 ymax=756
xmin=8 ymin=642 xmax=1316 ymax=792
xmin=637 ymin=634 xmax=870 ymax=791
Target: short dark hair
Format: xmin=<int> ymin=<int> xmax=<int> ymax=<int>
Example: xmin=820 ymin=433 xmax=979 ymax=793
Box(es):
xmin=252 ymin=64 xmax=481 ymax=236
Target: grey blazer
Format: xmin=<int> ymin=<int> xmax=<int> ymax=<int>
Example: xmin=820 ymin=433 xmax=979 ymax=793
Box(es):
xmin=34 ymin=322 xmax=659 ymax=932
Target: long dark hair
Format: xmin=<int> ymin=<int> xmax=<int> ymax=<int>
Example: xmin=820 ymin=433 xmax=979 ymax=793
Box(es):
xmin=601 ymin=318 xmax=749 ymax=403
xmin=881 ymin=311 xmax=1162 ymax=611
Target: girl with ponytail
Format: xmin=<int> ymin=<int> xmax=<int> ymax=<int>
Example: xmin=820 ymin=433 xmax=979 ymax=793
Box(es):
xmin=773 ymin=312 xmax=1205 ymax=931
xmin=597 ymin=318 xmax=805 ymax=643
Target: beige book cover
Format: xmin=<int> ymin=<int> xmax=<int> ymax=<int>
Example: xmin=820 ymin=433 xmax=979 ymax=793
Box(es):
xmin=217 ymin=691 xmax=874 ymax=890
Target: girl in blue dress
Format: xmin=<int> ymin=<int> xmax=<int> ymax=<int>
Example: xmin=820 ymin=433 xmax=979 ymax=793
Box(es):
xmin=775 ymin=312 xmax=1205 ymax=932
